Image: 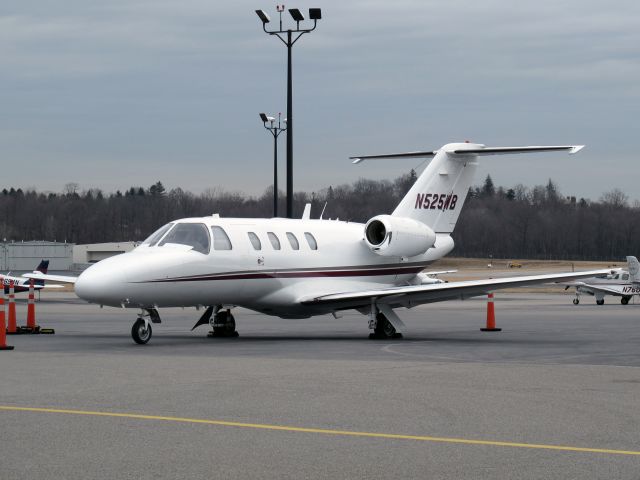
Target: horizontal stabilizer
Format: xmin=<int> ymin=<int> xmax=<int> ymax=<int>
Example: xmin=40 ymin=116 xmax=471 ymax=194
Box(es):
xmin=451 ymin=145 xmax=584 ymax=156
xmin=351 ymin=151 xmax=437 ymax=163
xmin=350 ymin=145 xmax=584 ymax=163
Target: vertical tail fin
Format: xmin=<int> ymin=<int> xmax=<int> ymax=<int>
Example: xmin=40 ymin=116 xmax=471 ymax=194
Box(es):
xmin=351 ymin=143 xmax=583 ymax=233
xmin=627 ymin=256 xmax=640 ymax=283
xmin=392 ymin=144 xmax=479 ymax=233
xmin=35 ymin=260 xmax=49 ymax=274
xmin=33 ymin=260 xmax=49 ymax=286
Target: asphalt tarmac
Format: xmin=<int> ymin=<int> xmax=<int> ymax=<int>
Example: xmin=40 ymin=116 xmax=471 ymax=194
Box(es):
xmin=1 ymin=292 xmax=639 ymax=479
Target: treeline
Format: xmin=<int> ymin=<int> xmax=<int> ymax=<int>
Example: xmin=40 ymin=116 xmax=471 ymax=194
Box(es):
xmin=0 ymin=175 xmax=638 ymax=260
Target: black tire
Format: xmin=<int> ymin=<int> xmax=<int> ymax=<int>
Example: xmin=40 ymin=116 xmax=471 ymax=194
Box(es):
xmin=573 ymin=298 xmax=579 ymax=305
xmin=621 ymin=296 xmax=630 ymax=305
xmin=596 ymin=299 xmax=605 ymax=306
xmin=132 ymin=318 xmax=152 ymax=344
xmin=213 ymin=311 xmax=236 ymax=336
xmin=374 ymin=313 xmax=396 ymax=338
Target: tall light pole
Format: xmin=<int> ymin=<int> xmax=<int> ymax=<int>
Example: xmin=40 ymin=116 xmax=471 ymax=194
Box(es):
xmin=256 ymin=7 xmax=322 ymax=218
xmin=260 ymin=112 xmax=287 ymax=217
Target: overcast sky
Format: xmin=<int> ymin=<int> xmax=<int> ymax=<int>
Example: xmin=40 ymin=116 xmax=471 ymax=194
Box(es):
xmin=1 ymin=0 xmax=639 ymax=200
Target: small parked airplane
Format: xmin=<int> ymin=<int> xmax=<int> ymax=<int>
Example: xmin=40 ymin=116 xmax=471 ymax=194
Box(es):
xmin=564 ymin=256 xmax=640 ymax=305
xmin=28 ymin=142 xmax=610 ymax=344
xmin=2 ymin=260 xmax=59 ymax=294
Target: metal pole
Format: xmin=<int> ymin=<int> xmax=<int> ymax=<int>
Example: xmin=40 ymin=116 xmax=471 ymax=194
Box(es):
xmin=273 ymin=131 xmax=278 ymax=217
xmin=286 ymin=30 xmax=293 ymax=218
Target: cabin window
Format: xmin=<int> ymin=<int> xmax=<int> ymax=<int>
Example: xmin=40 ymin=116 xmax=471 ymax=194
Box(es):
xmin=623 ymin=274 xmax=629 ymax=281
xmin=158 ymin=223 xmax=210 ymax=254
xmin=247 ymin=232 xmax=261 ymax=250
xmin=286 ymin=232 xmax=300 ymax=250
xmin=211 ymin=226 xmax=233 ymax=250
xmin=304 ymin=232 xmax=318 ymax=250
xmin=142 ymin=223 xmax=174 ymax=246
xmin=267 ymin=232 xmax=281 ymax=250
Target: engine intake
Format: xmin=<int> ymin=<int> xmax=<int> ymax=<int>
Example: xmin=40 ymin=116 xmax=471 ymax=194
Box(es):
xmin=364 ymin=215 xmax=436 ymax=257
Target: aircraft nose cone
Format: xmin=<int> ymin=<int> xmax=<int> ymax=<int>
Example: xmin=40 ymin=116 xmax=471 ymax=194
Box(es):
xmin=75 ymin=257 xmax=129 ymax=305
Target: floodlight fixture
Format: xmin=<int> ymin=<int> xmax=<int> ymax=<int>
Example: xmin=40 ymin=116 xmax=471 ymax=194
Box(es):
xmin=259 ymin=112 xmax=287 ymax=217
xmin=255 ymin=6 xmax=322 ymax=218
xmin=255 ymin=10 xmax=271 ymax=24
xmin=288 ymin=8 xmax=304 ymax=22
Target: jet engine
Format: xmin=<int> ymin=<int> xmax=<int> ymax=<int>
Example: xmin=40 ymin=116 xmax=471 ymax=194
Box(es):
xmin=364 ymin=215 xmax=436 ymax=257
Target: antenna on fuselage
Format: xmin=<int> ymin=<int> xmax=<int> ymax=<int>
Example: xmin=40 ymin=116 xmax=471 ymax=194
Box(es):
xmin=302 ymin=203 xmax=311 ymax=220
xmin=320 ymin=202 xmax=328 ymax=220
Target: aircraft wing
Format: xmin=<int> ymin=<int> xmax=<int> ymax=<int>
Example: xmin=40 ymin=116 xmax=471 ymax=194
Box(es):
xmin=300 ymin=269 xmax=611 ymax=310
xmin=23 ymin=273 xmax=78 ymax=284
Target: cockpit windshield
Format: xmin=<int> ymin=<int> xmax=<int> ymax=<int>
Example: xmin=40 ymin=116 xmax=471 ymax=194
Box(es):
xmin=158 ymin=223 xmax=210 ymax=254
xmin=141 ymin=223 xmax=174 ymax=246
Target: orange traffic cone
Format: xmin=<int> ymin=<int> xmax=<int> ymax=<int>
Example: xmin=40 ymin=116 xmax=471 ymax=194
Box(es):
xmin=0 ymin=285 xmax=14 ymax=350
xmin=21 ymin=279 xmax=54 ymax=334
xmin=6 ymin=279 xmax=18 ymax=335
xmin=481 ymin=292 xmax=502 ymax=332
xmin=26 ymin=278 xmax=37 ymax=330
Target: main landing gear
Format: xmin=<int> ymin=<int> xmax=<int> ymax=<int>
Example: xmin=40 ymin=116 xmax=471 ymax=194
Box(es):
xmin=191 ymin=305 xmax=239 ymax=338
xmin=596 ymin=298 xmax=605 ymax=306
xmin=621 ymin=296 xmax=631 ymax=305
xmin=368 ymin=306 xmax=404 ymax=340
xmin=131 ymin=308 xmax=161 ymax=345
xmin=209 ymin=309 xmax=239 ymax=338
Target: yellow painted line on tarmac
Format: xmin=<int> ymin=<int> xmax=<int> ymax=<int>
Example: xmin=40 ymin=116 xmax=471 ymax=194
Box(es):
xmin=1 ymin=405 xmax=639 ymax=457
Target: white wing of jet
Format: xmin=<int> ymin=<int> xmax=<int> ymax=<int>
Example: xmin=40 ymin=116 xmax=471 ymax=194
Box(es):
xmin=300 ymin=269 xmax=609 ymax=310
xmin=24 ymin=272 xmax=78 ymax=284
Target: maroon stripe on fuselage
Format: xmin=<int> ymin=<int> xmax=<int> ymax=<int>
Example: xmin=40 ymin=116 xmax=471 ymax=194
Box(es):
xmin=140 ymin=265 xmax=426 ymax=283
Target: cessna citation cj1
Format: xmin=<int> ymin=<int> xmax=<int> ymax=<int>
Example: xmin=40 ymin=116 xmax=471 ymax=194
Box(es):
xmin=29 ymin=142 xmax=610 ymax=344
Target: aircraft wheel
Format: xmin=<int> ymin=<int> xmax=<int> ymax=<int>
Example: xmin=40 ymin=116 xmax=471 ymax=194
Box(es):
xmin=573 ymin=298 xmax=579 ymax=305
xmin=212 ymin=311 xmax=237 ymax=337
xmin=596 ymin=299 xmax=605 ymax=306
xmin=372 ymin=313 xmax=396 ymax=339
xmin=621 ymin=296 xmax=630 ymax=305
xmin=132 ymin=318 xmax=152 ymax=345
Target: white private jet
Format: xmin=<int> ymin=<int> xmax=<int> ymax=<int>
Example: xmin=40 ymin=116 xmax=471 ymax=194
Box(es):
xmin=564 ymin=256 xmax=640 ymax=305
xmin=28 ymin=142 xmax=610 ymax=344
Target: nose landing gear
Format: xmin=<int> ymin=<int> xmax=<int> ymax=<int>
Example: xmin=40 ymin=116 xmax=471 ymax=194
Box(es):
xmin=132 ymin=317 xmax=152 ymax=344
xmin=131 ymin=308 xmax=161 ymax=345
